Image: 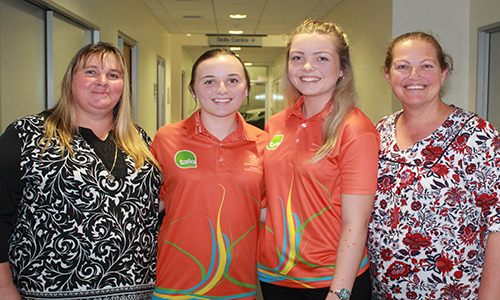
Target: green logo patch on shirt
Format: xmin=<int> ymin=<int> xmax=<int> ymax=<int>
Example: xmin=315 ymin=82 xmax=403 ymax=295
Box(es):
xmin=267 ymin=135 xmax=284 ymax=150
xmin=175 ymin=150 xmax=197 ymax=168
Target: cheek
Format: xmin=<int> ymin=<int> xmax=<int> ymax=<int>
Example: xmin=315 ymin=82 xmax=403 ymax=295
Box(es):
xmin=288 ymin=65 xmax=299 ymax=77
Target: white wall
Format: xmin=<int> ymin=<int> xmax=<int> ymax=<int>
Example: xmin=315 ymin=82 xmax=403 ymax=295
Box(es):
xmin=392 ymin=0 xmax=470 ymax=111
xmin=322 ymin=0 xmax=393 ymax=123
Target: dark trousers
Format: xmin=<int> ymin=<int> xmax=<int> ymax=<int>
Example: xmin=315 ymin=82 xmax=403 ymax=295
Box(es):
xmin=260 ymin=268 xmax=371 ymax=300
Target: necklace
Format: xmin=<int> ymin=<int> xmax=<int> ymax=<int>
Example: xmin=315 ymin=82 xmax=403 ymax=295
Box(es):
xmin=106 ymin=144 xmax=118 ymax=182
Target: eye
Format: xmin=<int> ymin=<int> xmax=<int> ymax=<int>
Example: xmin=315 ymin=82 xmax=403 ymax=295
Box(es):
xmin=318 ymin=56 xmax=329 ymax=61
xmin=203 ymin=80 xmax=214 ymax=85
xmin=422 ymin=64 xmax=435 ymax=69
xmin=108 ymin=73 xmax=122 ymax=79
xmin=290 ymin=55 xmax=302 ymax=61
xmin=85 ymin=69 xmax=96 ymax=74
xmin=394 ymin=64 xmax=409 ymax=70
xmin=228 ymin=78 xmax=239 ymax=84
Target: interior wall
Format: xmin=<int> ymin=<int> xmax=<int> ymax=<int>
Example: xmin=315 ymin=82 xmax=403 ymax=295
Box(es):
xmin=322 ymin=0 xmax=393 ymax=124
xmin=392 ymin=0 xmax=470 ymax=112
xmin=41 ymin=0 xmax=171 ymax=136
xmin=469 ymin=0 xmax=500 ymax=112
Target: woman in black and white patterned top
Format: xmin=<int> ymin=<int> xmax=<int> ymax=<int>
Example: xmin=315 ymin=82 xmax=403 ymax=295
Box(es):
xmin=0 ymin=42 xmax=162 ymax=300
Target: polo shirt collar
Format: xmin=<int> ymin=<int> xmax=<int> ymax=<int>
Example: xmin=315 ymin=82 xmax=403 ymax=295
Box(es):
xmin=186 ymin=109 xmax=258 ymax=141
xmin=288 ymin=96 xmax=334 ymax=121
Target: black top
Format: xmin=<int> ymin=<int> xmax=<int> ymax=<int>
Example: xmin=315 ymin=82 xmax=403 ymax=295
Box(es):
xmin=0 ymin=114 xmax=161 ymax=299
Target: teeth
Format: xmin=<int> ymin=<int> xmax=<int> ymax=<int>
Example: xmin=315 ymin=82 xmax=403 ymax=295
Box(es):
xmin=301 ymin=77 xmax=320 ymax=82
xmin=406 ymin=85 xmax=424 ymax=90
xmin=213 ymin=98 xmax=231 ymax=103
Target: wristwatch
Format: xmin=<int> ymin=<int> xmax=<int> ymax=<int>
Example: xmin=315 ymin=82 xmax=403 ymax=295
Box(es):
xmin=330 ymin=288 xmax=351 ymax=299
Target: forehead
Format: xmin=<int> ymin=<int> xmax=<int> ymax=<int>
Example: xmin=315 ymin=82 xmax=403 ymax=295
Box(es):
xmin=290 ymin=33 xmax=337 ymax=52
xmin=195 ymin=55 xmax=245 ymax=76
xmin=392 ymin=39 xmax=438 ymax=60
xmin=78 ymin=53 xmax=122 ymax=71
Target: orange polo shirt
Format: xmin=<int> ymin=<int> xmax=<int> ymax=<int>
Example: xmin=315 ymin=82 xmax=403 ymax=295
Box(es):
xmin=150 ymin=110 xmax=268 ymax=300
xmin=257 ymin=97 xmax=379 ymax=289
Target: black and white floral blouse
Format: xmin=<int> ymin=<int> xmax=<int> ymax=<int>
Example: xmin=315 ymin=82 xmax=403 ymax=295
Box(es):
xmin=368 ymin=107 xmax=500 ymax=300
xmin=0 ymin=114 xmax=162 ymax=300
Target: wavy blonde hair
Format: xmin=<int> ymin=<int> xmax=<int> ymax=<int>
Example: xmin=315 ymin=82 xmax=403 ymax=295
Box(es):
xmin=43 ymin=42 xmax=160 ymax=171
xmin=283 ymin=19 xmax=359 ymax=163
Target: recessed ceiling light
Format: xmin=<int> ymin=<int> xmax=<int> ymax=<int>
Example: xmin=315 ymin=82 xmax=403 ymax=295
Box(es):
xmin=244 ymin=62 xmax=252 ymax=66
xmin=230 ymin=47 xmax=241 ymax=51
xmin=230 ymin=14 xmax=247 ymax=19
xmin=229 ymin=30 xmax=243 ymax=34
xmin=186 ymin=33 xmax=191 ymax=37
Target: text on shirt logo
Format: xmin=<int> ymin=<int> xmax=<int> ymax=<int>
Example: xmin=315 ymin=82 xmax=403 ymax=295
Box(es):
xmin=175 ymin=150 xmax=197 ymax=168
xmin=266 ymin=135 xmax=284 ymax=150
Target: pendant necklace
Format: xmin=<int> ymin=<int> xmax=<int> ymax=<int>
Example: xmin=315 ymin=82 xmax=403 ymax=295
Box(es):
xmin=106 ymin=144 xmax=118 ymax=182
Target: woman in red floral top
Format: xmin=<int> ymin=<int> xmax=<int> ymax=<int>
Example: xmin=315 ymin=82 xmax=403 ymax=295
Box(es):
xmin=367 ymin=31 xmax=500 ymax=299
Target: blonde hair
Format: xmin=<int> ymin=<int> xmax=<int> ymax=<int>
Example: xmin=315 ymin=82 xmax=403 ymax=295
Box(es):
xmin=43 ymin=42 xmax=160 ymax=171
xmin=284 ymin=19 xmax=359 ymax=162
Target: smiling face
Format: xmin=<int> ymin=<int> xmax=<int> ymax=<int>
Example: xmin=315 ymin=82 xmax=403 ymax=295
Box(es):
xmin=192 ymin=54 xmax=248 ymax=122
xmin=71 ymin=54 xmax=124 ymax=122
xmin=385 ymin=39 xmax=447 ymax=109
xmin=287 ymin=33 xmax=343 ymax=105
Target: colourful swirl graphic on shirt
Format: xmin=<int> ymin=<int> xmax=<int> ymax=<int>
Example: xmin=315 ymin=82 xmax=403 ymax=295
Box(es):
xmin=153 ymin=184 xmax=257 ymax=300
xmin=258 ymin=166 xmax=338 ymax=287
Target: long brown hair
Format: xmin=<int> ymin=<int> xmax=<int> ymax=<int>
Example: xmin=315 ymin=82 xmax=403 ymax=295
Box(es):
xmin=43 ymin=42 xmax=160 ymax=170
xmin=284 ymin=19 xmax=359 ymax=162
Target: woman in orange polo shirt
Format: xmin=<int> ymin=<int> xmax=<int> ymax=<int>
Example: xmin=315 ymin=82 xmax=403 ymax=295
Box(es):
xmin=151 ymin=49 xmax=268 ymax=300
xmin=257 ymin=19 xmax=379 ymax=300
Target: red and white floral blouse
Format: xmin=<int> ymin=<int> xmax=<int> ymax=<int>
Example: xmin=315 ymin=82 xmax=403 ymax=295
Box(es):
xmin=368 ymin=107 xmax=500 ymax=300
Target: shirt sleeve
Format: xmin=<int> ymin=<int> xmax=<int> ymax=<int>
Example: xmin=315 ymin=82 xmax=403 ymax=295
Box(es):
xmin=0 ymin=124 xmax=23 ymax=263
xmin=338 ymin=111 xmax=380 ymax=195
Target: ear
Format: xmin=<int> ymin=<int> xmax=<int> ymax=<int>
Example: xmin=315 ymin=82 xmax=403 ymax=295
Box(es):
xmin=191 ymin=91 xmax=196 ymax=99
xmin=245 ymin=89 xmax=249 ymax=97
xmin=339 ymin=70 xmax=344 ymax=78
xmin=384 ymin=72 xmax=391 ymax=85
xmin=440 ymin=69 xmax=448 ymax=84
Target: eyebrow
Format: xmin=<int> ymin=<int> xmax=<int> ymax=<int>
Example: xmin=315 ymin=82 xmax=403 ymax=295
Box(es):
xmin=82 ymin=64 xmax=122 ymax=73
xmin=200 ymin=73 xmax=242 ymax=79
xmin=290 ymin=50 xmax=333 ymax=55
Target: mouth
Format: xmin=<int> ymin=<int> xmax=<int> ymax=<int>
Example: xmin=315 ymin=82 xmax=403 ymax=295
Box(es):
xmin=299 ymin=76 xmax=320 ymax=83
xmin=212 ymin=98 xmax=232 ymax=103
xmin=405 ymin=85 xmax=426 ymax=90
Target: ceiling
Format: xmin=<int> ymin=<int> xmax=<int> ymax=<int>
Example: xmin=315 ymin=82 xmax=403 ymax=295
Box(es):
xmin=141 ymin=0 xmax=342 ymax=65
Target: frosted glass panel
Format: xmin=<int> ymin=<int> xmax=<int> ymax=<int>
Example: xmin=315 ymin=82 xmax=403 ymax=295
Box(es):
xmin=0 ymin=0 xmax=45 ymax=131
xmin=53 ymin=14 xmax=90 ymax=105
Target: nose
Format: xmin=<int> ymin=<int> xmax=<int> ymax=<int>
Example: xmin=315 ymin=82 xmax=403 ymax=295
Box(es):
xmin=216 ymin=81 xmax=228 ymax=94
xmin=409 ymin=67 xmax=421 ymax=80
xmin=96 ymin=74 xmax=108 ymax=87
xmin=302 ymin=61 xmax=314 ymax=71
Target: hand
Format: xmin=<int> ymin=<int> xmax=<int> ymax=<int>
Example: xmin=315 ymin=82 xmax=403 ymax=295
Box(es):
xmin=0 ymin=263 xmax=20 ymax=300
xmin=0 ymin=286 xmax=21 ymax=300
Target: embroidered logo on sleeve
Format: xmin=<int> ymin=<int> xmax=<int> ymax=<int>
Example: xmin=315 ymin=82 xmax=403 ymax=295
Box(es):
xmin=266 ymin=135 xmax=284 ymax=150
xmin=175 ymin=150 xmax=197 ymax=168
